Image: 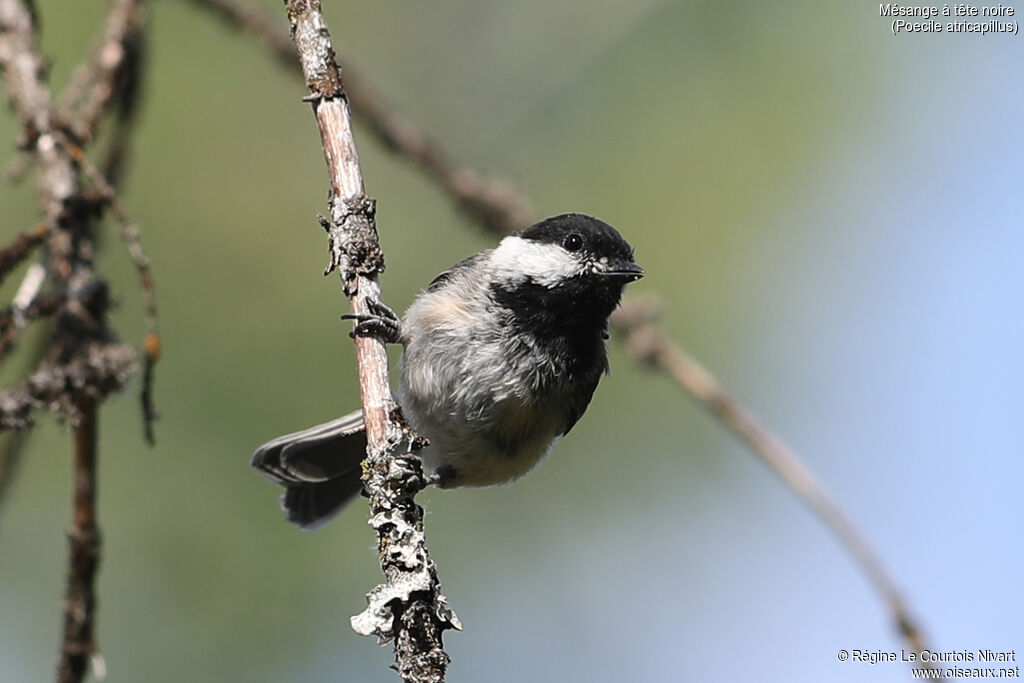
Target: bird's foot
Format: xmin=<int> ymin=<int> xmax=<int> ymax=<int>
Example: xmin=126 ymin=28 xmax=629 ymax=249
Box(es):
xmin=342 ymin=299 xmax=403 ymax=344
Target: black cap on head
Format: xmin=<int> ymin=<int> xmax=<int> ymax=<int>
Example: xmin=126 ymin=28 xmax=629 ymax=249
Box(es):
xmin=519 ymin=213 xmax=636 ymax=266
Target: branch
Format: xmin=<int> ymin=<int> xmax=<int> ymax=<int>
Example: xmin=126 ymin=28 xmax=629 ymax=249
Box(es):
xmin=55 ymin=396 xmax=103 ymax=683
xmin=57 ymin=0 xmax=146 ymax=145
xmin=0 ymin=0 xmax=77 ymax=264
xmin=76 ymin=149 xmax=160 ymax=443
xmin=282 ymin=1 xmax=457 ymax=681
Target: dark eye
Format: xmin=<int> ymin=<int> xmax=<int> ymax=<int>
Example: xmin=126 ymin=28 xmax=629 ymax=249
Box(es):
xmin=562 ymin=233 xmax=583 ymax=252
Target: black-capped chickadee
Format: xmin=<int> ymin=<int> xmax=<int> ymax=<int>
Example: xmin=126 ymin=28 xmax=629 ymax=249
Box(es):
xmin=252 ymin=213 xmax=644 ymax=529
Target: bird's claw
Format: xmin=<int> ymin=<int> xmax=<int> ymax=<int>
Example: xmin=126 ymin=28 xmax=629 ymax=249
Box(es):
xmin=342 ymin=299 xmax=403 ymax=344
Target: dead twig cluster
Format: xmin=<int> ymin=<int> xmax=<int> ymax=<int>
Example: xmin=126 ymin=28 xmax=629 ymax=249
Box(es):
xmin=0 ymin=0 xmax=157 ymax=681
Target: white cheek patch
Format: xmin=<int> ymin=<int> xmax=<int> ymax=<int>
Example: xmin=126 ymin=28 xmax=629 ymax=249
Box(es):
xmin=489 ymin=236 xmax=581 ymax=288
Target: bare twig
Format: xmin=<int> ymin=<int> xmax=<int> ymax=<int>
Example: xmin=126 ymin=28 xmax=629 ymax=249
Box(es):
xmin=98 ymin=52 xmax=144 ymax=189
xmin=282 ymin=1 xmax=457 ymax=680
xmin=0 ymin=1 xmax=77 ymax=274
xmin=55 ymin=396 xmax=102 ymax=683
xmin=57 ymin=0 xmax=146 ymax=145
xmin=77 ymin=150 xmax=160 ymax=443
xmin=195 ymin=0 xmax=940 ymax=673
xmin=121 ymin=217 xmax=159 ymax=443
xmin=186 ymin=0 xmax=534 ymax=235
xmin=0 ymin=223 xmax=47 ymax=286
xmin=77 ymin=152 xmax=158 ymax=343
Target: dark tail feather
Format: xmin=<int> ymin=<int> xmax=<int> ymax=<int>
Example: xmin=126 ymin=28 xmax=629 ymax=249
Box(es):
xmin=281 ymin=471 xmax=365 ymax=530
xmin=251 ymin=410 xmax=368 ymax=530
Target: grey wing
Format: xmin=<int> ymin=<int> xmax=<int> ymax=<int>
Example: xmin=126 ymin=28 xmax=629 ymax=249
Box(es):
xmin=426 ymin=250 xmax=492 ymax=292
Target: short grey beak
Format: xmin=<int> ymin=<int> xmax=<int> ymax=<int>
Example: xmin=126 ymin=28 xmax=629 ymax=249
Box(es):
xmin=601 ymin=260 xmax=645 ymax=282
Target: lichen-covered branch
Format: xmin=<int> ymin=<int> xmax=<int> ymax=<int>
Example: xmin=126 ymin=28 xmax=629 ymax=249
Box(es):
xmin=282 ymin=1 xmax=457 ymax=681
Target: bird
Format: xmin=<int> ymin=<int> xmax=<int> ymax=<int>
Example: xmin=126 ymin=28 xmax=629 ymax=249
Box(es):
xmin=251 ymin=213 xmax=644 ymax=529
